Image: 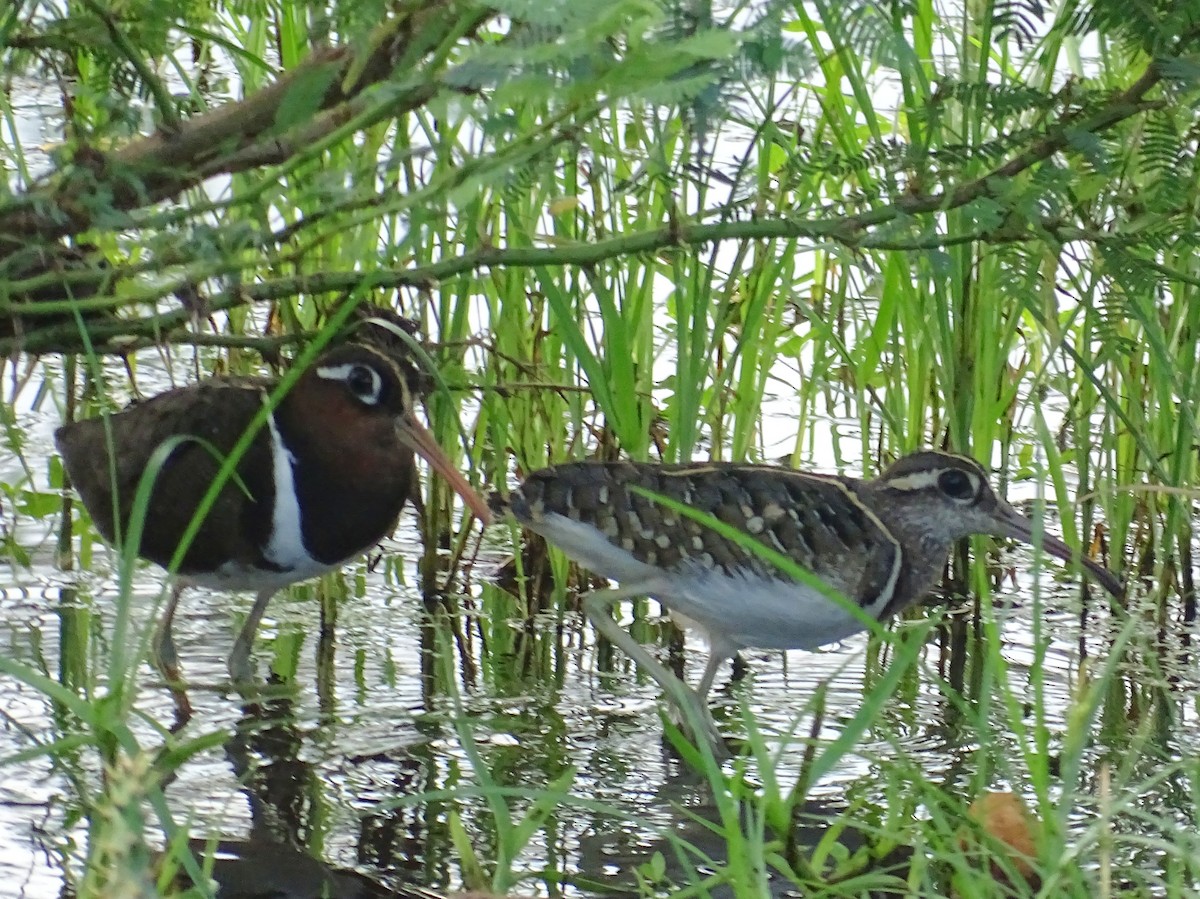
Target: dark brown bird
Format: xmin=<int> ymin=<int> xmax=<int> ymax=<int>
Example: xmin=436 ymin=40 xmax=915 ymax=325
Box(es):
xmin=57 ymin=343 xmax=491 ymax=716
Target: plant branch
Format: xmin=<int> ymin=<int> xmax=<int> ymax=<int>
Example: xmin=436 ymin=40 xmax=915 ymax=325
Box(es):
xmin=0 ymin=0 xmax=494 ymax=240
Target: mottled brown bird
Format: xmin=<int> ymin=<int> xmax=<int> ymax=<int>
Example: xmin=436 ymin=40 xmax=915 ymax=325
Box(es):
xmin=493 ymin=452 xmax=1121 ymax=749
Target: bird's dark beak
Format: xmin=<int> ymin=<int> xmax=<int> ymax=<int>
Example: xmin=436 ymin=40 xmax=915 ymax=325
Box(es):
xmin=395 ymin=414 xmax=492 ymax=525
xmin=991 ymin=500 xmax=1122 ymax=597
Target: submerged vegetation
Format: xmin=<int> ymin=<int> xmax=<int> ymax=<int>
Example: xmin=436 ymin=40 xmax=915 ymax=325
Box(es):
xmin=2 ymin=0 xmax=1200 ymax=895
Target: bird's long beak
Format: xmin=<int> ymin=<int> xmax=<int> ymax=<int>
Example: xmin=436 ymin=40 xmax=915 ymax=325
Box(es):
xmin=991 ymin=500 xmax=1122 ymax=597
xmin=396 ymin=415 xmax=492 ymax=525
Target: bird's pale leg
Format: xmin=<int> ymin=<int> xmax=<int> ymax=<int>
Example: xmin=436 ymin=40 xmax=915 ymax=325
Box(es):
xmin=152 ymin=582 xmax=192 ymax=721
xmin=584 ymin=585 xmax=727 ymax=757
xmin=229 ymin=588 xmax=276 ymax=685
xmin=695 ymin=639 xmax=735 ymax=703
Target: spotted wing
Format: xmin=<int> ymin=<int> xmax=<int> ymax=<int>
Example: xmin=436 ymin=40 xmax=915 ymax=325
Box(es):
xmin=505 ymin=461 xmax=901 ymax=609
xmin=55 ymin=379 xmax=278 ymax=574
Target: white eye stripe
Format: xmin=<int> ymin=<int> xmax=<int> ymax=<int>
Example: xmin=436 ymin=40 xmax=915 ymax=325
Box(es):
xmin=315 ymin=363 xmax=357 ymax=380
xmin=884 ymin=470 xmax=944 ymax=492
xmin=886 ymin=468 xmax=980 ymax=495
xmin=316 ymin=362 xmax=383 ymax=405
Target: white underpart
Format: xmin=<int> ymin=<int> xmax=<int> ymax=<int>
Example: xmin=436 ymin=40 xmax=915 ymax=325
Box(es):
xmin=667 ymin=564 xmax=868 ymax=650
xmin=530 ymin=512 xmax=870 ymax=653
xmin=531 ymin=513 xmax=664 ymax=584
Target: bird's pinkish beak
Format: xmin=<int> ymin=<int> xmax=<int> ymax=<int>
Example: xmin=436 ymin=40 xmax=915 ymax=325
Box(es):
xmin=396 ymin=415 xmax=492 ymax=525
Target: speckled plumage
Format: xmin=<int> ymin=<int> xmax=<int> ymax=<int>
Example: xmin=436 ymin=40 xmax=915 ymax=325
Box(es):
xmin=493 ymin=451 xmax=1123 ymax=751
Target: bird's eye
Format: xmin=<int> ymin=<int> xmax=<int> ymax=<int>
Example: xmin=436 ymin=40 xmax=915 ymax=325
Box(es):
xmin=344 ymin=364 xmax=382 ymax=405
xmin=938 ymin=468 xmax=976 ymax=501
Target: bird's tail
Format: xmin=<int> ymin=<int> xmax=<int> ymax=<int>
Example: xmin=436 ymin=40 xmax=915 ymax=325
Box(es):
xmin=487 ymin=491 xmax=510 ymax=519
xmin=487 ymin=490 xmax=531 ymax=522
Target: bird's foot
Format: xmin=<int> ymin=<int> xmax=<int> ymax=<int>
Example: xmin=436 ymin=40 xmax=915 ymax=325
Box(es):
xmin=227 ymin=637 xmax=257 ymax=688
xmin=162 ymin=678 xmax=193 ymax=730
xmin=664 ymin=696 xmax=732 ymax=762
xmin=151 ymin=655 xmax=193 ymax=729
xmin=151 ymin=619 xmax=194 ymax=727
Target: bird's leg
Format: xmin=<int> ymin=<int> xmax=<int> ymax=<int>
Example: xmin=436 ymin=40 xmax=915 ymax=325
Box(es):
xmin=228 ymin=588 xmax=276 ymax=686
xmin=584 ymin=585 xmax=728 ymax=759
xmin=695 ymin=639 xmax=736 ymax=703
xmin=152 ymin=582 xmax=192 ymax=722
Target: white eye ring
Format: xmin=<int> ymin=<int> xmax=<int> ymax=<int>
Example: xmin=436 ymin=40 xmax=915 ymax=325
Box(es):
xmin=316 ymin=362 xmax=382 ymax=406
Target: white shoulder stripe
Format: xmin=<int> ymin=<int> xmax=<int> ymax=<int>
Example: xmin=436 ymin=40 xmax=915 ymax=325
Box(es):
xmin=262 ymin=407 xmax=319 ymax=572
xmin=855 ymin=485 xmax=902 ymax=614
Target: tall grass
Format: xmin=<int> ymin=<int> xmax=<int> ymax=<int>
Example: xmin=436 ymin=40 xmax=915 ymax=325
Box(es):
xmin=2 ymin=0 xmax=1199 ymax=895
